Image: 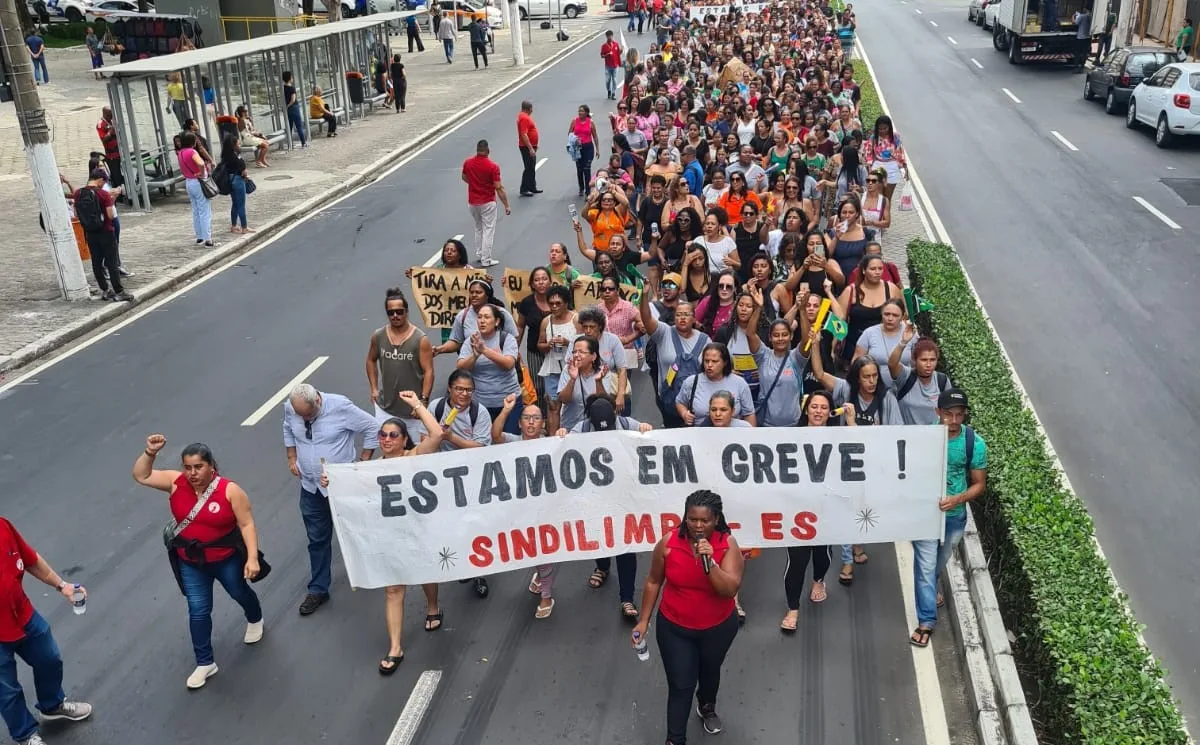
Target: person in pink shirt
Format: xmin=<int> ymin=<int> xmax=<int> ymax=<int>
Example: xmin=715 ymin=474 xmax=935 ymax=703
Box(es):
xmin=600 ymin=31 xmax=623 ymax=100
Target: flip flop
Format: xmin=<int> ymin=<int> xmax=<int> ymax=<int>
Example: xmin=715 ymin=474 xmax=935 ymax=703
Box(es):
xmin=535 ymin=599 xmax=555 ymax=619
xmin=909 ymin=627 xmax=933 ymax=648
xmin=424 ymin=611 xmax=443 ymax=632
xmin=838 ymin=564 xmax=854 ymax=586
xmin=528 ymin=572 xmax=541 ymax=595
xmin=379 ymin=654 xmax=404 ymax=675
xmin=810 ymin=580 xmax=827 ymax=603
xmin=780 ymin=611 xmax=799 ymax=634
xmin=853 ymin=550 xmax=869 ymax=565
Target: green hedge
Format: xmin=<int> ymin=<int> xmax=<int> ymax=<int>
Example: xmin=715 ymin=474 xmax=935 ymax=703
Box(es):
xmin=906 ymin=239 xmax=1188 ymax=745
xmin=850 ymin=59 xmax=882 ymax=136
xmin=42 ymin=21 xmax=105 ymax=42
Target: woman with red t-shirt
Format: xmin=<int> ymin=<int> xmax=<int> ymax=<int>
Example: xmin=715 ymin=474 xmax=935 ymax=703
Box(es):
xmin=133 ymin=434 xmax=263 ymax=691
xmin=633 ymin=490 xmax=744 ymax=743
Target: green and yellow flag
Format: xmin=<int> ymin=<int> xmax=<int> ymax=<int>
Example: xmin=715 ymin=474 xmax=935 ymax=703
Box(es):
xmin=903 ymin=287 xmax=934 ymax=320
xmin=823 ymin=314 xmax=848 ymax=341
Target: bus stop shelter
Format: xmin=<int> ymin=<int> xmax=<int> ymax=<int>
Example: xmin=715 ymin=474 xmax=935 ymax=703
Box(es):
xmin=101 ymin=11 xmax=417 ymax=211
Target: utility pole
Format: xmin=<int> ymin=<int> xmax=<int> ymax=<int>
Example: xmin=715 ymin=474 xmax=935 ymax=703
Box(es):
xmin=510 ymin=0 xmax=524 ymax=65
xmin=0 ymin=0 xmax=90 ymax=301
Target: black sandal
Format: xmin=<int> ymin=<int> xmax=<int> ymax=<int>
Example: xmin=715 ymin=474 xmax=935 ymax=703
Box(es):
xmin=588 ymin=568 xmax=608 ymax=589
xmin=909 ymin=627 xmax=933 ymax=648
xmin=424 ymin=611 xmax=443 ymax=632
xmin=379 ymin=654 xmax=404 ymax=675
xmin=620 ymin=601 xmax=638 ymax=622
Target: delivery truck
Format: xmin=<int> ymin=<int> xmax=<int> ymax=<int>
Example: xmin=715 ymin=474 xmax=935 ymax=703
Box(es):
xmin=991 ymin=0 xmax=1098 ymax=64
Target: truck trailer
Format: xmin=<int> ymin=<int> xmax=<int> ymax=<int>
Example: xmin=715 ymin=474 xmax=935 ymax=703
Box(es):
xmin=992 ymin=0 xmax=1096 ymax=64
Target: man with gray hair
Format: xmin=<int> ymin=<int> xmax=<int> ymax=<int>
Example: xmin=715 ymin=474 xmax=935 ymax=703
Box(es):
xmin=283 ymin=383 xmax=379 ymax=616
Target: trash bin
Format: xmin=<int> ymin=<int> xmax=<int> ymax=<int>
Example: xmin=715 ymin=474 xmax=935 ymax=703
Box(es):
xmin=71 ymin=219 xmax=91 ymax=261
xmin=346 ymin=72 xmax=365 ymax=105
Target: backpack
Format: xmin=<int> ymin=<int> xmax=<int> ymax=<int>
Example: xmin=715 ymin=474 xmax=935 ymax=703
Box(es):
xmin=896 ymin=370 xmax=949 ymax=400
xmin=854 ymin=387 xmax=890 ymax=426
xmin=658 ymin=330 xmax=709 ymax=409
xmin=499 ymin=331 xmax=537 ymax=405
xmin=628 ymin=150 xmax=646 ymax=184
xmin=211 ymin=162 xmax=232 ymax=196
xmin=432 ymin=398 xmax=482 ymax=427
xmin=644 ymin=301 xmax=674 ymax=374
xmin=962 ymin=425 xmax=976 ymax=472
xmin=579 ymin=416 xmax=635 ymax=433
xmin=74 ymin=187 xmax=106 ymax=232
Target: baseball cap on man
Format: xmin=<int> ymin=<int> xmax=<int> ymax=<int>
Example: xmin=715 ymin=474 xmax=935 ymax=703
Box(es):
xmin=586 ymin=397 xmax=617 ymax=431
xmin=661 ymin=272 xmax=683 ymax=287
xmin=937 ymin=388 xmax=969 ymax=410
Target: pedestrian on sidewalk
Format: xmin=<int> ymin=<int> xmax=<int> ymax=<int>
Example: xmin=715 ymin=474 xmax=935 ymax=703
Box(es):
xmin=282 ymin=71 xmax=308 ymax=148
xmin=462 ymin=139 xmax=510 ymax=267
xmin=437 ymin=14 xmax=458 ymax=63
xmin=220 ymin=134 xmax=254 ymax=235
xmin=390 ymin=54 xmax=408 ymax=113
xmin=178 ymin=132 xmax=214 ymax=248
xmin=309 ymin=85 xmax=339 ymax=137
xmin=85 ymin=27 xmax=105 ymax=79
xmin=1094 ymin=6 xmax=1116 ymax=62
xmin=86 ymin=154 xmax=131 ymax=277
xmin=470 ymin=17 xmax=491 ymax=69
xmin=96 ymin=107 xmax=125 ymax=189
xmin=25 ymin=30 xmax=48 ymax=85
xmin=132 ymin=435 xmax=265 ymax=690
xmin=74 ymin=170 xmax=132 ymax=301
xmin=909 ymin=389 xmax=988 ymax=649
xmin=406 ymin=13 xmax=425 ymax=52
xmin=601 ymin=30 xmax=622 ymax=99
xmin=1176 ymin=18 xmax=1194 ymax=60
xmin=166 ymin=72 xmax=189 ymax=130
xmin=1072 ymin=4 xmax=1092 ymax=71
xmin=283 ymin=384 xmax=379 ymax=617
xmin=518 ymin=100 xmax=542 ymax=196
xmin=0 ymin=517 xmax=93 ymax=745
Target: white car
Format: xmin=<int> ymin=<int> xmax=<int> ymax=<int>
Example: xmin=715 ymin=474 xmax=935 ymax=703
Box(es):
xmin=982 ymin=0 xmax=1001 ymax=30
xmin=516 ymin=0 xmax=588 ymax=20
xmin=86 ymin=0 xmax=154 ymax=22
xmin=1125 ymin=62 xmax=1200 ymax=147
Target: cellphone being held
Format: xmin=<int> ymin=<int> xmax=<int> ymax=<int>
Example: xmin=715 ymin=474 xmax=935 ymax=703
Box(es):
xmin=568 ymin=203 xmax=579 ymax=225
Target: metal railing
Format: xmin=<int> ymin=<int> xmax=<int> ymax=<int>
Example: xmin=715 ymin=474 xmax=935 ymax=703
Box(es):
xmin=219 ymin=15 xmax=329 ymax=41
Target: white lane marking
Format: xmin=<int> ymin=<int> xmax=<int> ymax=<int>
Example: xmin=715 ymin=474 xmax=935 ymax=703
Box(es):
xmin=915 ymin=7 xmax=923 ymax=13
xmin=1050 ymin=130 xmax=1079 ymax=151
xmin=0 ymin=35 xmax=598 ymax=398
xmin=946 ymin=35 xmax=958 ymax=44
xmin=929 ymin=19 xmax=938 ymax=26
xmin=425 ymin=234 xmax=467 ymax=267
xmin=241 ymin=356 xmax=329 ymax=427
xmin=1133 ymin=196 xmax=1182 ymax=229
xmin=895 ymin=542 xmax=953 ymax=745
xmin=535 ymin=157 xmax=548 ymax=171
xmin=1001 ymin=87 xmax=1022 ymax=104
xmin=970 ymin=57 xmax=984 ymax=69
xmin=385 ymin=670 xmax=442 ymax=745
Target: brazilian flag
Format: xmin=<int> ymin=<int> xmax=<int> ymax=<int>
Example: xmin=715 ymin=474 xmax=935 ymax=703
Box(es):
xmin=823 ymin=314 xmax=848 ymax=341
xmin=903 ymin=287 xmax=934 ymax=320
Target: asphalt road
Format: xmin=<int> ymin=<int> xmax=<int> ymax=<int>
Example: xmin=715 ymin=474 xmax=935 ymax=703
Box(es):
xmin=0 ymin=22 xmax=973 ymax=745
xmin=856 ymin=0 xmax=1200 ymax=729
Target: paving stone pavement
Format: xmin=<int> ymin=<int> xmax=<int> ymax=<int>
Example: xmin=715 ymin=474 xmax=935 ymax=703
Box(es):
xmin=0 ymin=17 xmax=609 ymax=366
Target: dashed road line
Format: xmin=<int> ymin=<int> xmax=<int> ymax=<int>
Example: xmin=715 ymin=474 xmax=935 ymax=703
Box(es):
xmin=1001 ymin=87 xmax=1022 ymax=104
xmin=930 ymin=19 xmax=939 ymax=26
xmin=385 ymin=670 xmax=442 ymax=745
xmin=241 ymin=356 xmax=329 ymax=427
xmin=1050 ymin=130 xmax=1079 ymax=151
xmin=946 ymin=35 xmax=958 ymax=44
xmin=1133 ymin=196 xmax=1182 ymax=229
xmin=915 ymin=7 xmax=923 ymax=13
xmin=970 ymin=57 xmax=983 ymax=68
xmin=535 ymin=157 xmax=548 ymax=170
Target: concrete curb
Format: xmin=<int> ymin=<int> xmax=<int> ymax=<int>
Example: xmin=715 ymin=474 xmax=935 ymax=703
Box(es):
xmin=0 ymin=27 xmax=604 ymax=377
xmin=944 ymin=510 xmax=1039 ymax=745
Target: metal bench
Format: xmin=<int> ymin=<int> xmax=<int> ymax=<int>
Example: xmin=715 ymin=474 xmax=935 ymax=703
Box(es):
xmin=366 ymin=92 xmax=389 ymax=112
xmin=240 ymin=131 xmax=286 ymax=156
xmin=146 ymin=173 xmax=184 ymax=196
xmin=309 ymin=108 xmax=345 ymax=134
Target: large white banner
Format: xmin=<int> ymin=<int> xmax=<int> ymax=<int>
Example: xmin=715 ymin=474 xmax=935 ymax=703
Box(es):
xmin=689 ymin=2 xmax=767 ymax=20
xmin=326 ymin=426 xmax=947 ymax=588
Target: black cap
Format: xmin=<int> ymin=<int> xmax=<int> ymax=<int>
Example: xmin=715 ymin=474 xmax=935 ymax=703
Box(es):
xmin=586 ymin=397 xmax=617 ymax=431
xmin=89 ymin=168 xmax=108 ymax=181
xmin=937 ymin=388 xmax=969 ymax=410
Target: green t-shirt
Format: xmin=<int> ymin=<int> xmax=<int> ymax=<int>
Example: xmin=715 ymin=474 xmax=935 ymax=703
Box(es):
xmin=945 ymin=426 xmax=987 ymax=518
xmin=1175 ymin=25 xmax=1193 ymax=50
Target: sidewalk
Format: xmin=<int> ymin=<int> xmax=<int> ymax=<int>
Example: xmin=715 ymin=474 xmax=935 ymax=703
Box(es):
xmin=0 ymin=18 xmax=608 ymax=370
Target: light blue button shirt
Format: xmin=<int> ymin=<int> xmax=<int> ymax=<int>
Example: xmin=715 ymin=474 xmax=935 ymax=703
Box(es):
xmin=283 ymin=392 xmax=380 ymax=494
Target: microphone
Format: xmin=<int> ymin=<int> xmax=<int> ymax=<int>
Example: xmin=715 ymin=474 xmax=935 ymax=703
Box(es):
xmin=694 ymin=532 xmax=712 ymax=575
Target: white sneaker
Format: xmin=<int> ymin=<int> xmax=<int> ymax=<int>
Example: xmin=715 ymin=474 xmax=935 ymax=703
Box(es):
xmin=244 ymin=620 xmax=264 ymax=644
xmin=479 ymin=258 xmax=499 ymax=267
xmin=18 ymin=734 xmax=47 ymax=745
xmin=186 ymin=663 xmax=219 ymax=689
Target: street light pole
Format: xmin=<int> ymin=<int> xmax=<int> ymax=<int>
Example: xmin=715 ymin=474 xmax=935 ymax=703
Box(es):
xmin=510 ymin=0 xmax=524 ymax=64
xmin=0 ymin=0 xmax=89 ymax=301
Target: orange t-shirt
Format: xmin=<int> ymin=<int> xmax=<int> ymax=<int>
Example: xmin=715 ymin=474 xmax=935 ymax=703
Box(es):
xmin=716 ymin=190 xmax=762 ymax=222
xmin=586 ymin=208 xmax=626 ymax=252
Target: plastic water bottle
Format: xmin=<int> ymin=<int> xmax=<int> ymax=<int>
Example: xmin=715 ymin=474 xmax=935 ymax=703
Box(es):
xmin=71 ymin=585 xmax=86 ymax=616
xmin=633 ymin=631 xmax=650 ymax=662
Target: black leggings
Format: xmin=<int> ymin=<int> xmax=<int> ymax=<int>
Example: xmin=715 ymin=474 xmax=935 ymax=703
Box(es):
xmin=783 ymin=545 xmax=831 ymax=610
xmin=575 ymin=142 xmax=595 ymax=194
xmin=394 ymin=81 xmax=407 ymax=112
xmin=471 ymin=41 xmax=489 ymax=68
xmin=657 ymin=611 xmax=738 ymax=744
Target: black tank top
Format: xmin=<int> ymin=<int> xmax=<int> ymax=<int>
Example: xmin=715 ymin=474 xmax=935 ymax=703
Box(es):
xmin=844 ymin=282 xmax=890 ymax=358
xmin=733 ymin=225 xmax=761 ymax=282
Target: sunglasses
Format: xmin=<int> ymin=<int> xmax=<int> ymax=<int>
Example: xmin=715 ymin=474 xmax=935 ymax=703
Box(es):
xmin=719 ymin=282 xmax=735 ymax=290
xmin=378 ymin=430 xmax=404 ymax=440
xmin=867 ymin=178 xmax=880 ymax=183
xmin=386 ymin=308 xmax=408 ymax=317
xmin=601 ymin=286 xmax=618 ymax=293
xmin=662 ymin=281 xmax=679 ymax=288
xmin=742 ymin=210 xmax=757 ymax=216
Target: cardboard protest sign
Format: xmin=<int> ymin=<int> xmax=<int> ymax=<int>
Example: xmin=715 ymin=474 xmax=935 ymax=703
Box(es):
xmin=572 ymin=275 xmax=641 ymax=309
xmin=502 ymin=268 xmax=533 ymax=320
xmin=409 ymin=267 xmax=492 ymax=329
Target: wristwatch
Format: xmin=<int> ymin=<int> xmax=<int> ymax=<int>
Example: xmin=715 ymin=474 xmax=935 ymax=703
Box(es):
xmin=55 ymin=581 xmax=66 ymax=592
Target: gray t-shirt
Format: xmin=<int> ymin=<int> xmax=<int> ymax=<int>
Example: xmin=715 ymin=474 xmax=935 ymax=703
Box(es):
xmin=893 ymin=366 xmax=951 ymax=425
xmin=830 ymin=378 xmax=904 ymax=426
xmin=557 ymin=369 xmax=606 ymax=431
xmin=624 ymin=129 xmax=648 ymax=152
xmin=457 ymin=332 xmax=520 ymax=407
xmin=856 ymin=324 xmax=916 ymax=387
xmin=753 ymin=346 xmax=805 ymax=427
xmin=428 ymin=397 xmax=493 ymax=452
xmin=677 ymin=372 xmax=755 ymax=422
xmin=701 ymin=418 xmax=753 ymax=428
xmin=449 ymin=306 xmax=519 ymax=345
xmin=725 ymin=161 xmax=768 ymax=192
xmin=649 ymin=325 xmax=708 ymax=392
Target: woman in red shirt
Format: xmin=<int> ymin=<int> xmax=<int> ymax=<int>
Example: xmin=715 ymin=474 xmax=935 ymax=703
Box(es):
xmin=632 ymin=490 xmax=745 ymax=744
xmin=133 ymin=434 xmax=263 ymax=691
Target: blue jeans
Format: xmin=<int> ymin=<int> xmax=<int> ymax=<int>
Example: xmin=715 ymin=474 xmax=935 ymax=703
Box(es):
xmin=179 ymin=554 xmax=262 ymax=665
xmin=185 ymin=178 xmax=212 ymax=241
xmin=604 ymin=66 xmax=619 ymax=96
xmin=230 ymin=173 xmax=247 ymax=229
xmin=286 ymin=104 xmax=307 ymax=146
xmin=0 ymin=612 xmax=65 ymax=742
xmin=627 ymin=11 xmax=636 ymax=30
xmin=443 ymin=38 xmax=455 ymax=61
xmin=300 ymin=487 xmax=334 ymax=596
xmin=912 ymin=510 xmax=968 ymax=629
xmin=486 ymin=404 xmax=521 ymax=435
xmin=31 ymin=57 xmax=48 ymax=84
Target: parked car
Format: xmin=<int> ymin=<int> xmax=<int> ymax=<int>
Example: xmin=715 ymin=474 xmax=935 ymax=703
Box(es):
xmin=1084 ymin=47 xmax=1176 ymax=114
xmin=610 ymin=0 xmax=627 ymax=11
xmin=1125 ymin=62 xmax=1200 ymax=147
xmin=967 ymin=0 xmax=985 ymax=23
xmin=440 ymin=0 xmax=504 ymax=31
xmin=982 ymin=0 xmax=1001 ymax=30
xmin=45 ymin=0 xmax=96 ymax=22
xmin=85 ymin=0 xmax=154 ymax=22
xmin=516 ymin=0 xmax=587 ymax=19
